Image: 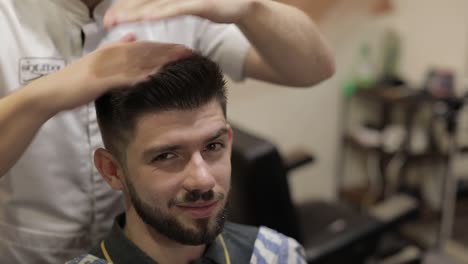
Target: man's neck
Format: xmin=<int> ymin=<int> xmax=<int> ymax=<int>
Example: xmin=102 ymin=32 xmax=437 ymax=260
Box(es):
xmin=124 ymin=210 xmax=206 ymax=264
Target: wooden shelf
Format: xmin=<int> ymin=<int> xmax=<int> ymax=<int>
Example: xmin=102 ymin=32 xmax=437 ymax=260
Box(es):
xmin=344 ymin=132 xmax=446 ymax=161
xmin=344 ymin=133 xmax=382 ymax=153
xmin=354 ymin=86 xmax=423 ymax=105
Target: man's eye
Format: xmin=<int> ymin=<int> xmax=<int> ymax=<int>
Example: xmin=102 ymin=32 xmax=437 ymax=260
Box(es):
xmin=206 ymin=142 xmax=224 ymax=151
xmin=153 ymin=153 xmax=175 ymax=162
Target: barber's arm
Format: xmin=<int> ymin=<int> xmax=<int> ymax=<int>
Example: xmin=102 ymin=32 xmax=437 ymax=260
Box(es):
xmin=239 ymin=1 xmax=335 ymax=86
xmin=0 ymin=38 xmax=191 ymax=177
xmin=103 ymin=0 xmax=335 ymax=87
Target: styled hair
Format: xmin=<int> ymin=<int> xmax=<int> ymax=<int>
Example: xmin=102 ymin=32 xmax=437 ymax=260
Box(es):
xmin=95 ymin=54 xmax=227 ymax=161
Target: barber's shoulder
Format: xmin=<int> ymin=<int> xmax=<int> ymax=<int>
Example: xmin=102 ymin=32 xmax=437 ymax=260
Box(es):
xmin=65 ymin=254 xmax=108 ymax=264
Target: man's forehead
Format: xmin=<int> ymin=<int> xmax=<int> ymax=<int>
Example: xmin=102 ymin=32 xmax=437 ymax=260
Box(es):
xmin=132 ymin=101 xmax=227 ymax=143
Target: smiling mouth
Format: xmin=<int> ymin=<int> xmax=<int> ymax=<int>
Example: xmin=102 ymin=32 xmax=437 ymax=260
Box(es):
xmin=177 ymin=201 xmax=219 ymax=219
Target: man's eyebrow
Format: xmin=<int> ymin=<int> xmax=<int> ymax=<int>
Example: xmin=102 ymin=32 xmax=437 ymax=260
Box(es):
xmin=142 ymin=145 xmax=181 ymax=161
xmin=141 ymin=127 xmax=228 ymax=161
xmin=205 ymin=128 xmax=229 ymax=143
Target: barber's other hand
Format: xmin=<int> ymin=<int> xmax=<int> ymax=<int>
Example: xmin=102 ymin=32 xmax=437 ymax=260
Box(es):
xmin=38 ymin=38 xmax=192 ymax=112
xmin=103 ymin=0 xmax=254 ymax=28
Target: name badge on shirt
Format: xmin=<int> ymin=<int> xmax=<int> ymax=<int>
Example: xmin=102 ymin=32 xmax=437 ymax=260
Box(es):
xmin=19 ymin=58 xmax=65 ymax=84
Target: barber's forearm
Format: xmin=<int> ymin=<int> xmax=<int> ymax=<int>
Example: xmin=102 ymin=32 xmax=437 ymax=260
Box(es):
xmin=238 ymin=0 xmax=335 ymax=86
xmin=0 ymin=81 xmax=57 ymax=177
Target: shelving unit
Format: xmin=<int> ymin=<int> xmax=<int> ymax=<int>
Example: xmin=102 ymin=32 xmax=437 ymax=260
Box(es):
xmin=336 ymin=85 xmax=447 ymax=205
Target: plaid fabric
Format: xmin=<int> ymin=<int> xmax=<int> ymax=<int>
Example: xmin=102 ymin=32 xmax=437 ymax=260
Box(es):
xmin=65 ymin=254 xmax=108 ymax=264
xmin=251 ymin=226 xmax=306 ymax=264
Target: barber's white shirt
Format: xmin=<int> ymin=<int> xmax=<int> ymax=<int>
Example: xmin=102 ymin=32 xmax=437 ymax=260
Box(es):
xmin=0 ymin=0 xmax=249 ymax=263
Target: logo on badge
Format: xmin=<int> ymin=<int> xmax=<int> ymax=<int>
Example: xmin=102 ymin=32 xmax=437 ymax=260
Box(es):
xmin=19 ymin=58 xmax=66 ymax=84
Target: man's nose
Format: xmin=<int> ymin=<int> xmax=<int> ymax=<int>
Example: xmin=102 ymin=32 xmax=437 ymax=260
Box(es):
xmin=183 ymin=152 xmax=216 ymax=192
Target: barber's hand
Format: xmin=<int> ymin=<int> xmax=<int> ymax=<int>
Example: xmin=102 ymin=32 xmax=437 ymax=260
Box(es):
xmin=38 ymin=35 xmax=192 ymax=112
xmin=103 ymin=0 xmax=254 ymax=28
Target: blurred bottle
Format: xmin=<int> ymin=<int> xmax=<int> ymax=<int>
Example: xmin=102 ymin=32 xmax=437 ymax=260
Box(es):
xmin=355 ymin=43 xmax=377 ymax=87
xmin=379 ymin=29 xmax=404 ymax=86
xmin=343 ymin=43 xmax=378 ymax=97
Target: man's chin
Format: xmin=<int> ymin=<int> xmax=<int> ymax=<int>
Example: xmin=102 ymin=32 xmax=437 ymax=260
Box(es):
xmin=175 ymin=213 xmax=225 ymax=245
xmin=175 ymin=224 xmax=219 ymax=245
xmin=181 ymin=216 xmax=216 ymax=234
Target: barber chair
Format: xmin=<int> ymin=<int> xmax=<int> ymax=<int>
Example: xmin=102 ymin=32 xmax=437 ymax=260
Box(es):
xmin=228 ymin=125 xmax=419 ymax=264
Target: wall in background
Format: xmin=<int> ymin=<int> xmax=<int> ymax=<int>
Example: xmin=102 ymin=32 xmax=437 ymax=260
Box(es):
xmin=227 ymin=0 xmax=468 ymax=204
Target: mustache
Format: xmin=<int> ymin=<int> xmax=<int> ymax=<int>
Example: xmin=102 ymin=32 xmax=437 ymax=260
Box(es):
xmin=169 ymin=190 xmax=225 ymax=207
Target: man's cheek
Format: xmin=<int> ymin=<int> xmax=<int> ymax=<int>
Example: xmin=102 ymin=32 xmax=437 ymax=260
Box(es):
xmin=217 ymin=162 xmax=230 ymax=180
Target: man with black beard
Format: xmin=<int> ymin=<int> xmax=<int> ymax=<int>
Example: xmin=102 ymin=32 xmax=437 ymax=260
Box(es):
xmin=67 ymin=54 xmax=306 ymax=264
xmin=0 ymin=0 xmax=334 ymax=262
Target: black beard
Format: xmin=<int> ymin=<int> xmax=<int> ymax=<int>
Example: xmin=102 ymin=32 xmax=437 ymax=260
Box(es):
xmin=127 ymin=181 xmax=227 ymax=245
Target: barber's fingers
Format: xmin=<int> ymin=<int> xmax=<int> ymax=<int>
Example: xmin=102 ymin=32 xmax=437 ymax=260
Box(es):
xmin=103 ymin=0 xmax=213 ymax=28
xmin=104 ymin=0 xmax=247 ymax=28
xmin=119 ymin=33 xmax=137 ymax=43
xmin=127 ymin=42 xmax=194 ymax=76
xmin=42 ymin=41 xmax=194 ymax=111
xmin=100 ymin=33 xmax=137 ymax=49
xmin=93 ymin=41 xmax=194 ymax=88
xmin=104 ymin=0 xmax=158 ymax=27
xmin=137 ymin=0 xmax=210 ymax=21
xmin=132 ymin=42 xmax=194 ymax=79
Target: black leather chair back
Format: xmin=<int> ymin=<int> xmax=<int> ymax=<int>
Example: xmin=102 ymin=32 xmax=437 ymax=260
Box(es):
xmin=228 ymin=126 xmax=302 ymax=242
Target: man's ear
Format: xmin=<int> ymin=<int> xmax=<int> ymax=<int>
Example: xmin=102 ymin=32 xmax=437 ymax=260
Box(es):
xmin=94 ymin=148 xmax=125 ymax=190
xmin=227 ymin=124 xmax=233 ymax=146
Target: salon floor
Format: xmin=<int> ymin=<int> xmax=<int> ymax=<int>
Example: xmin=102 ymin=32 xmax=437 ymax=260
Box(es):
xmin=453 ymin=196 xmax=468 ymax=248
xmin=400 ymin=195 xmax=468 ymax=263
xmin=449 ymin=196 xmax=468 ymax=263
xmin=341 ymin=186 xmax=468 ymax=263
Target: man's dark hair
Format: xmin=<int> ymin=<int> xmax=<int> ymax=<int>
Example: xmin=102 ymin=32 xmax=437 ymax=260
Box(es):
xmin=95 ymin=54 xmax=227 ymax=162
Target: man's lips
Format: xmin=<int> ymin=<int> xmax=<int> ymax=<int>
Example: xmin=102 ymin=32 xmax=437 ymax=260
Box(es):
xmin=176 ymin=201 xmax=219 ymax=219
